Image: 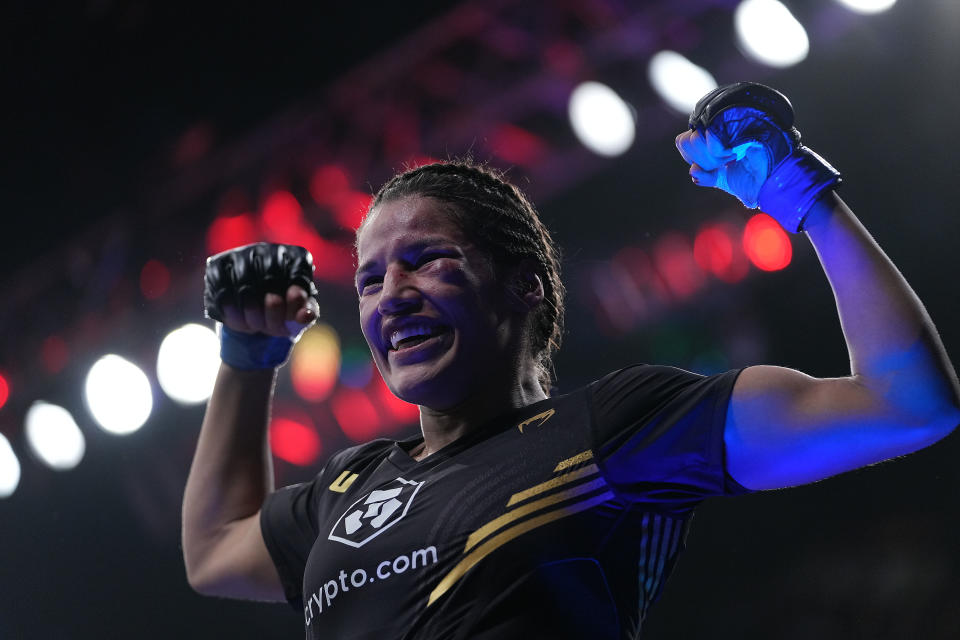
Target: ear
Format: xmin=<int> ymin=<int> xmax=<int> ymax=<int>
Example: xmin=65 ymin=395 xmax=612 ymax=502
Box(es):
xmin=505 ymin=260 xmax=545 ymax=312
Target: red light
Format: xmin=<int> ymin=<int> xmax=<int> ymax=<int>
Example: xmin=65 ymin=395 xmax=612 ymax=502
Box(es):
xmin=653 ymin=233 xmax=705 ymax=299
xmin=331 ymin=388 xmax=382 ymax=442
xmin=694 ymin=223 xmax=749 ymax=283
xmin=489 ymin=123 xmax=545 ymax=166
xmin=261 ymin=191 xmax=304 ymax=240
xmin=41 ymin=336 xmax=69 ymax=374
xmin=139 ymin=259 xmax=171 ymax=300
xmin=0 ymin=372 xmax=9 ymax=410
xmin=743 ymin=214 xmax=792 ymax=271
xmin=295 ymin=228 xmax=355 ymax=284
xmin=372 ymin=373 xmax=420 ymax=426
xmin=309 ymin=165 xmax=350 ymax=206
xmin=332 ymin=191 xmax=373 ymax=231
xmin=206 ymin=212 xmax=259 ymax=255
xmin=269 ymin=415 xmax=322 ymax=466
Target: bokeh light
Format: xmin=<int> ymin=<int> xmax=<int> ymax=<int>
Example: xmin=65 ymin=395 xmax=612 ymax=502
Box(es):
xmin=139 ymin=259 xmax=171 ymax=300
xmin=568 ymin=81 xmax=636 ymax=157
xmin=0 ymin=432 xmax=20 ymax=498
xmin=694 ymin=223 xmax=750 ymax=283
xmin=25 ymin=401 xmax=85 ymax=471
xmin=157 ymin=324 xmax=221 ymax=404
xmin=41 ymin=336 xmax=70 ymax=374
xmin=206 ymin=212 xmax=259 ymax=256
xmin=269 ymin=414 xmax=322 ymax=466
xmin=340 ymin=346 xmax=374 ymax=389
xmin=85 ymin=355 xmax=153 ymax=435
xmin=291 ymin=323 xmax=341 ymax=402
xmin=743 ymin=213 xmax=792 ymax=271
xmin=834 ymin=0 xmax=896 ymax=14
xmin=647 ymin=50 xmax=718 ymax=114
xmin=0 ymin=372 xmax=9 ymax=410
xmin=735 ymin=0 xmax=809 ymax=68
xmin=331 ymin=388 xmax=381 ymax=442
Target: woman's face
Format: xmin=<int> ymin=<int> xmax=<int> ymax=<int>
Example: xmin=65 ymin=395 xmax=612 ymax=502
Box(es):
xmin=355 ymin=195 xmax=517 ymax=409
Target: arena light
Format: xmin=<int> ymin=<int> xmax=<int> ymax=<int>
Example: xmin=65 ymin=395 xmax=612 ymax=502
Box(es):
xmin=269 ymin=414 xmax=322 ymax=466
xmin=85 ymin=355 xmax=153 ymax=435
xmin=331 ymin=388 xmax=382 ymax=442
xmin=24 ymin=401 xmax=85 ymax=471
xmin=647 ymin=50 xmax=718 ymax=114
xmin=291 ymin=323 xmax=341 ymax=402
xmin=834 ymin=0 xmax=896 ymax=14
xmin=0 ymin=432 xmax=20 ymax=498
xmin=206 ymin=212 xmax=259 ymax=256
xmin=157 ymin=323 xmax=221 ymax=404
xmin=568 ymin=81 xmax=636 ymax=157
xmin=743 ymin=213 xmax=792 ymax=271
xmin=694 ymin=223 xmax=750 ymax=283
xmin=735 ymin=0 xmax=809 ymax=68
xmin=0 ymin=371 xmax=9 ymax=410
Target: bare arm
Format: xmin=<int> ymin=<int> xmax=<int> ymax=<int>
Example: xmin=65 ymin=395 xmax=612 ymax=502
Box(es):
xmin=182 ymin=280 xmax=316 ymax=600
xmin=726 ymin=193 xmax=960 ymax=490
xmin=181 ymin=363 xmax=285 ymax=600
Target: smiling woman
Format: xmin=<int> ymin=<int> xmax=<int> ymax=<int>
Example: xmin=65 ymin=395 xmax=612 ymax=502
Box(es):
xmin=182 ymin=86 xmax=959 ymax=639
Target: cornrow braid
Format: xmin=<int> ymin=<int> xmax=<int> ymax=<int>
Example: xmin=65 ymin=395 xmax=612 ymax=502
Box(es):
xmin=361 ymin=160 xmax=565 ymax=395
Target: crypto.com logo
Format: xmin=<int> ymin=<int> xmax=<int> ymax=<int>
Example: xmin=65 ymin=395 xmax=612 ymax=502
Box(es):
xmin=328 ymin=477 xmax=424 ymax=548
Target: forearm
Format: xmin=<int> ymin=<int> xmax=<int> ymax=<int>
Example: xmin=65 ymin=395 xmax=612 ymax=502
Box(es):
xmin=182 ymin=363 xmax=277 ymax=573
xmin=803 ymin=192 xmax=960 ymax=419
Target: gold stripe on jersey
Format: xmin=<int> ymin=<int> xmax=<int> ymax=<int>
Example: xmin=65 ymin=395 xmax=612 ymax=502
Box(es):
xmin=553 ymin=449 xmax=594 ymax=472
xmin=428 ymin=490 xmax=616 ymax=607
xmin=328 ymin=470 xmax=358 ymax=493
xmin=506 ymin=463 xmax=599 ymax=507
xmin=464 ymin=476 xmax=609 ymax=553
xmin=516 ymin=408 xmax=556 ymax=433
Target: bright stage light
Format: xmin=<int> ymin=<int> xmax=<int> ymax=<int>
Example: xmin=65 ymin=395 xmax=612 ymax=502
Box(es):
xmin=157 ymin=323 xmax=220 ymax=404
xmin=648 ymin=51 xmax=718 ymax=114
xmin=85 ymin=355 xmax=153 ymax=435
xmin=735 ymin=0 xmax=809 ymax=68
xmin=25 ymin=401 xmax=85 ymax=471
xmin=834 ymin=0 xmax=896 ymax=14
xmin=0 ymin=433 xmax=20 ymax=498
xmin=568 ymin=81 xmax=636 ymax=157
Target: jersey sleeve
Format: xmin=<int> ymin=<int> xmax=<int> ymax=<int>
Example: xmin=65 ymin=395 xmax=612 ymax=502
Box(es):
xmin=587 ymin=364 xmax=752 ymax=510
xmin=259 ymin=454 xmax=344 ymax=609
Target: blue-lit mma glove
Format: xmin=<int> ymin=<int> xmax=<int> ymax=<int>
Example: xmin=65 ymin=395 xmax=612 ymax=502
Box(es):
xmin=683 ymin=82 xmax=841 ymax=232
xmin=203 ymin=242 xmax=318 ymax=370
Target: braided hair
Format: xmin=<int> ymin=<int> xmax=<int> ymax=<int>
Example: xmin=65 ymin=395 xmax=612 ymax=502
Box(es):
xmin=360 ymin=160 xmax=565 ymax=395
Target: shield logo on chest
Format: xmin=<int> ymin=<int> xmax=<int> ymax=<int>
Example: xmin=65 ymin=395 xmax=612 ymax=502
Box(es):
xmin=328 ymin=477 xmax=425 ymax=548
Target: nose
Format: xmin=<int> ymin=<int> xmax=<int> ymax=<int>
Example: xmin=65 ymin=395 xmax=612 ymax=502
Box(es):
xmin=377 ymin=264 xmax=421 ymax=315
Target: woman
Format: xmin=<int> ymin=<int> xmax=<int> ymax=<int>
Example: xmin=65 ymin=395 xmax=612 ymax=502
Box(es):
xmin=182 ymin=83 xmax=959 ymax=639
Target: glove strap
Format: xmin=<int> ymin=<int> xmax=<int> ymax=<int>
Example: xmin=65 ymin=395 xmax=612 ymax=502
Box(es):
xmin=219 ymin=325 xmax=293 ymax=370
xmin=758 ymin=147 xmax=842 ymax=232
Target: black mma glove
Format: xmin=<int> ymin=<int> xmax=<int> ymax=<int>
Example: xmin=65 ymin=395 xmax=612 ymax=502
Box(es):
xmin=680 ymin=82 xmax=841 ymax=232
xmin=203 ymin=242 xmax=318 ymax=369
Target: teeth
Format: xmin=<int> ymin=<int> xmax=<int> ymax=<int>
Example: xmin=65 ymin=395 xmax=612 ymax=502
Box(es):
xmin=389 ymin=324 xmax=440 ymax=350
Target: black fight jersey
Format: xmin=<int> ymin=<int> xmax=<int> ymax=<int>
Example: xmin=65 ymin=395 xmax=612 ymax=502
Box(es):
xmin=261 ymin=365 xmax=751 ymax=639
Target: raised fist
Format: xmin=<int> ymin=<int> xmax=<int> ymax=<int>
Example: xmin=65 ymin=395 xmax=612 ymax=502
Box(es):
xmin=676 ymin=82 xmax=841 ymax=232
xmin=204 ymin=242 xmax=319 ymax=339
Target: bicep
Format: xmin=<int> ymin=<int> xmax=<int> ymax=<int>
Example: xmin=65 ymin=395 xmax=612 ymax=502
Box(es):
xmin=187 ymin=510 xmax=287 ymax=602
xmin=725 ymin=365 xmax=943 ymax=491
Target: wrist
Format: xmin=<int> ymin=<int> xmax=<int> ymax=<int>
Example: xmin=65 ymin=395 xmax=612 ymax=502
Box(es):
xmin=219 ymin=325 xmax=293 ymax=370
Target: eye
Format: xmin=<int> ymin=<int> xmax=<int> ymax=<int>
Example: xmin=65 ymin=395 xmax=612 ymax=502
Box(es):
xmin=358 ymin=275 xmax=382 ymax=294
xmin=415 ymin=252 xmax=452 ymax=267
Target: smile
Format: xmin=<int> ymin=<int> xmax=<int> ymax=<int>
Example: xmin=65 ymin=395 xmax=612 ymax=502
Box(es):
xmin=387 ymin=327 xmax=452 ymax=363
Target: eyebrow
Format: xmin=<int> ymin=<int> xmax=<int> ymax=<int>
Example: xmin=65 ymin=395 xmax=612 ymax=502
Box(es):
xmin=355 ymin=237 xmax=458 ymax=278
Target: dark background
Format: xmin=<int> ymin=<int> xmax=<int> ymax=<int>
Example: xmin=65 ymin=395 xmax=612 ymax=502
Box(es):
xmin=1 ymin=1 xmax=958 ymax=638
